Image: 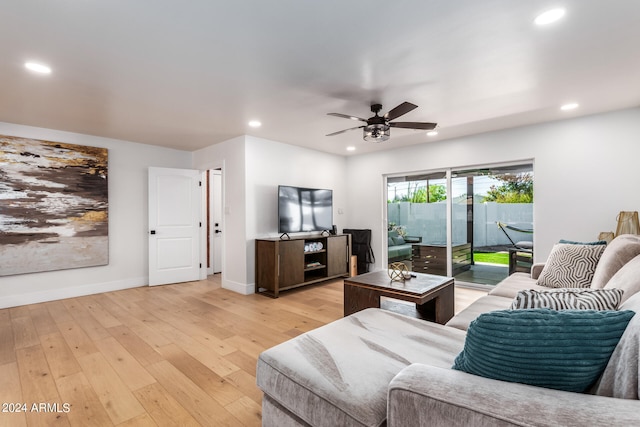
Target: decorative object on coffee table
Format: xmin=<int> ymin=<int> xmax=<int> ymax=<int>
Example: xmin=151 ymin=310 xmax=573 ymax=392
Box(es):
xmin=388 ymin=262 xmax=411 ymax=282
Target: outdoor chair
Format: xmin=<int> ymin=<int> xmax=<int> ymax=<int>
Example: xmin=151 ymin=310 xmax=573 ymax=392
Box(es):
xmin=496 ymin=221 xmax=533 ymax=275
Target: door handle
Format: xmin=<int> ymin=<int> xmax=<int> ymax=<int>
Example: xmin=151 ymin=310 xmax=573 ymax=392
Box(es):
xmin=215 ymin=230 xmax=222 ymax=234
xmin=150 ymin=230 xmax=156 ymax=235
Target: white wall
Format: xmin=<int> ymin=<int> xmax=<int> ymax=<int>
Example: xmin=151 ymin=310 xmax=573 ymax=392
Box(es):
xmin=346 ymin=107 xmax=640 ymax=268
xmin=0 ymin=122 xmax=192 ymax=308
xmin=193 ymin=135 xmax=348 ymax=295
xmin=245 ymin=136 xmax=348 ymax=290
xmin=192 ymin=136 xmax=248 ymax=293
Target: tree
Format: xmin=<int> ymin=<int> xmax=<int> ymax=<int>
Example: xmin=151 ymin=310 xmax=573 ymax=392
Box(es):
xmin=483 ymin=173 xmax=533 ymax=203
xmin=389 ymin=183 xmax=447 ymax=203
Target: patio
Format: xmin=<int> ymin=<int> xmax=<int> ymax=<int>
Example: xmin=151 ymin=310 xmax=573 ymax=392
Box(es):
xmin=454 ymin=263 xmax=508 ymax=286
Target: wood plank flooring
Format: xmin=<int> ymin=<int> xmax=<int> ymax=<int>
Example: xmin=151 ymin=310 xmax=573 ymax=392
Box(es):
xmin=0 ymin=276 xmax=486 ymax=427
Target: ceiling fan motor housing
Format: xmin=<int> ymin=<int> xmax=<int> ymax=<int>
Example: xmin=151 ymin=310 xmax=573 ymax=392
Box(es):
xmin=364 ymin=105 xmax=390 ymax=141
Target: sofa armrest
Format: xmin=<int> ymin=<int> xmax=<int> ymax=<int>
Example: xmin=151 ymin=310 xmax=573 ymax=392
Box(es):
xmin=388 ymin=364 xmax=640 ymax=427
xmin=531 ymin=262 xmax=545 ymax=279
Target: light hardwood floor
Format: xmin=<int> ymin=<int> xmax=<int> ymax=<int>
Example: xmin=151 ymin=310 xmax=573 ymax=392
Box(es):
xmin=0 ymin=276 xmax=486 ymax=427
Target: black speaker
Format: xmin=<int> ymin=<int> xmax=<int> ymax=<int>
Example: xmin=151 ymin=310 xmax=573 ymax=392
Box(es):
xmin=331 ymin=225 xmax=337 ymax=235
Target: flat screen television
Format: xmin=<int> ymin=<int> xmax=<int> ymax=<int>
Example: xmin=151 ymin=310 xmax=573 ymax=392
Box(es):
xmin=278 ymin=185 xmax=333 ymax=234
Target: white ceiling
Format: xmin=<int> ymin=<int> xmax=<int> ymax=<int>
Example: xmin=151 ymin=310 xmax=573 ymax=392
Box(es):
xmin=2 ymin=1 xmax=639 ymax=156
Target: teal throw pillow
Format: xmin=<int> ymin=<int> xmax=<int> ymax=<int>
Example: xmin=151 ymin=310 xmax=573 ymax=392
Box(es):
xmin=559 ymin=239 xmax=607 ymax=245
xmin=452 ymin=309 xmax=634 ymax=392
xmin=392 ymin=236 xmax=406 ymax=246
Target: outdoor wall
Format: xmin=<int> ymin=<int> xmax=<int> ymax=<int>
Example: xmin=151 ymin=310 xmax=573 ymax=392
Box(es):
xmin=346 ymin=107 xmax=640 ymax=269
xmin=0 ymin=121 xmax=192 ymax=308
xmin=388 ymin=202 xmax=533 ymax=247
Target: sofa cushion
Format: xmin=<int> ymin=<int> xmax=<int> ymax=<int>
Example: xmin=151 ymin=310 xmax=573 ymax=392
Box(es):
xmin=452 ymin=309 xmax=635 ymax=393
xmin=510 ymin=288 xmax=624 ymax=311
xmin=445 ymin=295 xmax=512 ymax=331
xmin=257 ymin=308 xmax=465 ymax=427
xmin=594 ymin=292 xmax=640 ymax=399
xmin=602 ymin=254 xmax=640 ymax=304
xmin=488 ymin=272 xmax=549 ymax=298
xmin=591 ymin=234 xmax=640 ymax=289
xmin=391 ymin=235 xmax=406 ymax=246
xmin=536 ymin=243 xmax=605 ymax=288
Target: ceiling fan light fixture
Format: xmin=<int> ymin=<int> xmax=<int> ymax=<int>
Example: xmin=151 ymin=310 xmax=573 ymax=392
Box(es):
xmin=363 ymin=124 xmax=390 ymax=142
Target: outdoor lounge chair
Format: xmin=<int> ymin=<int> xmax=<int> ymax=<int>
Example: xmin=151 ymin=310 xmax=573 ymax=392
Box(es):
xmin=496 ymin=221 xmax=533 ymax=274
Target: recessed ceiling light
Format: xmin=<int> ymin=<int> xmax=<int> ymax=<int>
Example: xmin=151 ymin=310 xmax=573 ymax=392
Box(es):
xmin=427 ymin=131 xmax=438 ymax=137
xmin=560 ymin=103 xmax=579 ymax=111
xmin=25 ymin=62 xmax=51 ymax=74
xmin=248 ymin=120 xmax=262 ymax=128
xmin=346 ymin=146 xmax=356 ymax=152
xmin=535 ymin=8 xmax=566 ymax=26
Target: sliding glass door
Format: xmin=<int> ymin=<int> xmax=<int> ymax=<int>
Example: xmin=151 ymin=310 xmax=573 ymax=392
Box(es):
xmin=386 ymin=162 xmax=534 ymax=286
xmin=387 ymin=172 xmax=448 ymax=274
xmin=451 ymin=164 xmax=534 ymax=286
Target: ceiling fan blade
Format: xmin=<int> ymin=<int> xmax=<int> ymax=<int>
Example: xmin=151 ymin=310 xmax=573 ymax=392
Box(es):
xmin=326 ymin=126 xmax=365 ymax=137
xmin=389 ymin=122 xmax=438 ymax=130
xmin=327 ymin=112 xmax=367 ymax=122
xmin=384 ymin=102 xmax=418 ymax=121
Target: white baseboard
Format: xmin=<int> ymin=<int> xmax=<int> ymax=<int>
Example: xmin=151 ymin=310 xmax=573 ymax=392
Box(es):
xmin=0 ymin=277 xmax=147 ymax=309
xmin=222 ymin=278 xmax=255 ymax=295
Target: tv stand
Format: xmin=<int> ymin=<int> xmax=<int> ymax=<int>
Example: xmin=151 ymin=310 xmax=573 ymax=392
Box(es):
xmin=255 ymin=234 xmax=352 ymax=298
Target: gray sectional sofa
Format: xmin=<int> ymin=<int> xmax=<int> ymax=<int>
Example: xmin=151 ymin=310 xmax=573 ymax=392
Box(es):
xmin=257 ymin=235 xmax=640 ymax=426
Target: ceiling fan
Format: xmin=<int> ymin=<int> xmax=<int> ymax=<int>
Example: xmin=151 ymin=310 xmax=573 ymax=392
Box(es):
xmin=326 ymin=102 xmax=437 ymax=142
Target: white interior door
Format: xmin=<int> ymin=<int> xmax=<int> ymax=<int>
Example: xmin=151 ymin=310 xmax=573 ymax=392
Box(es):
xmin=148 ymin=167 xmax=201 ymax=286
xmin=211 ymin=170 xmax=223 ymax=273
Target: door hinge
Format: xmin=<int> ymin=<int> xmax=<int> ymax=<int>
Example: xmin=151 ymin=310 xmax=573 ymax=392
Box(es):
xmin=199 ymin=181 xmax=202 ymax=187
xmin=200 ymin=263 xmax=202 ymax=268
xmin=199 ymin=222 xmax=202 ymax=227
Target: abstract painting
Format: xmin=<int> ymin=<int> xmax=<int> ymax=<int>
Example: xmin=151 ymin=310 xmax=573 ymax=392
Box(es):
xmin=0 ymin=135 xmax=108 ymax=276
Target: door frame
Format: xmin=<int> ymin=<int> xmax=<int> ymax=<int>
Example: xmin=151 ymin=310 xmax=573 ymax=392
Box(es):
xmin=206 ymin=169 xmax=223 ymax=275
xmin=198 ymin=163 xmax=225 ymax=282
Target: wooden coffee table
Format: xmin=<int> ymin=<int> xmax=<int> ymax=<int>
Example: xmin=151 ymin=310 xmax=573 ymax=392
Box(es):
xmin=344 ymin=270 xmax=455 ymax=324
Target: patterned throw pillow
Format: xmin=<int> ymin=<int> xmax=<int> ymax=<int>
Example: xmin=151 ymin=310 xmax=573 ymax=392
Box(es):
xmin=511 ymin=288 xmax=623 ymax=310
xmin=536 ymin=243 xmax=606 ymax=288
xmin=452 ymin=309 xmax=635 ymax=392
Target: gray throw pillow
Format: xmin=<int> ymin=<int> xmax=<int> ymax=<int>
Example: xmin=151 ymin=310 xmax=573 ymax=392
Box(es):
xmin=536 ymin=243 xmax=605 ymax=288
xmin=591 ymin=234 xmax=640 ymax=289
xmin=603 ymin=254 xmax=640 ymax=304
xmin=511 ymin=288 xmax=623 ymax=310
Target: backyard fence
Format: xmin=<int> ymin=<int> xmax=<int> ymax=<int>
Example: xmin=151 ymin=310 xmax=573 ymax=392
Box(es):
xmin=388 ymin=202 xmax=533 ymax=248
